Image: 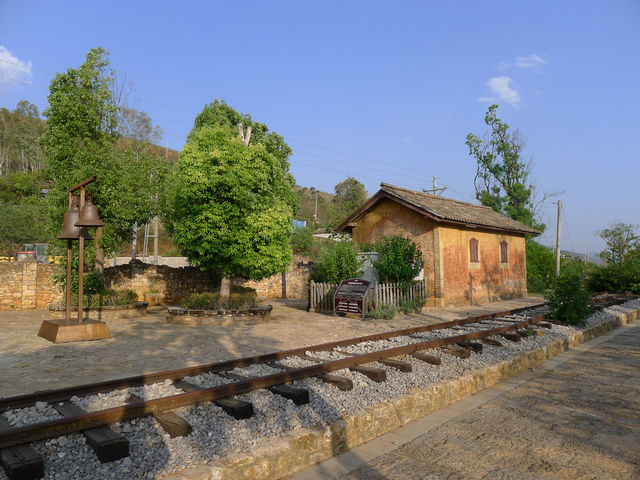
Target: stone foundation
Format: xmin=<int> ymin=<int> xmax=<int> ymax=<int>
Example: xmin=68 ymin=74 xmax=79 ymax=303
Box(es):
xmin=48 ymin=302 xmax=148 ymax=321
xmin=166 ymin=305 xmax=272 ymax=326
xmin=164 ymin=306 xmax=640 ymax=480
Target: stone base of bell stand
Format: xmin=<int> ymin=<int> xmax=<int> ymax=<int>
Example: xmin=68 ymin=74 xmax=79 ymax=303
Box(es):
xmin=37 ymin=319 xmax=112 ymax=344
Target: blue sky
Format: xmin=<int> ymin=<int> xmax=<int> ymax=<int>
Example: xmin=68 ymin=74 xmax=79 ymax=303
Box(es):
xmin=1 ymin=1 xmax=639 ymax=254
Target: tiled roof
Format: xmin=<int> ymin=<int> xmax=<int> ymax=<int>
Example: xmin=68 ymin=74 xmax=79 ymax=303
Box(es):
xmin=337 ymin=183 xmax=540 ymax=236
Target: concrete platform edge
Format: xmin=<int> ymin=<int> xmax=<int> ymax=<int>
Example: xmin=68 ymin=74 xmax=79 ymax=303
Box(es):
xmin=164 ymin=306 xmax=640 ymax=480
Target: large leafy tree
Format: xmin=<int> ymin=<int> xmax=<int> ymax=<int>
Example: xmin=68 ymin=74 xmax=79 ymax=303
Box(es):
xmin=466 ymin=104 xmax=543 ymax=231
xmin=191 ymin=99 xmax=292 ymax=169
xmin=40 ymin=47 xmax=169 ymax=265
xmin=331 ymin=177 xmax=367 ymax=225
xmin=167 ymin=125 xmax=296 ymax=301
xmin=596 ymin=222 xmax=639 ymax=264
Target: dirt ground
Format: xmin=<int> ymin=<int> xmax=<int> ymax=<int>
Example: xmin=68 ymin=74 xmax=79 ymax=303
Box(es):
xmin=0 ymin=297 xmax=543 ymax=398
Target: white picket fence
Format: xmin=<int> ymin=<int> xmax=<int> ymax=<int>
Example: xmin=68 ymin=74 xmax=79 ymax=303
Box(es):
xmin=308 ymin=279 xmax=427 ymax=313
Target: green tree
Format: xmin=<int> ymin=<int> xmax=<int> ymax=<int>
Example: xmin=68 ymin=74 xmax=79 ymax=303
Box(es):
xmin=596 ymin=222 xmax=639 ymax=264
xmin=373 ymin=236 xmax=424 ymax=285
xmin=466 ymin=105 xmax=544 ymax=231
xmin=167 ymin=125 xmax=296 ymax=302
xmin=40 ymin=47 xmax=170 ymax=265
xmin=525 ymin=240 xmax=556 ymax=293
xmin=331 ymin=177 xmax=367 ymax=224
xmin=191 ymin=99 xmax=292 ymax=168
xmin=0 ymin=102 xmax=46 ymax=174
xmin=311 ymin=241 xmax=362 ymax=284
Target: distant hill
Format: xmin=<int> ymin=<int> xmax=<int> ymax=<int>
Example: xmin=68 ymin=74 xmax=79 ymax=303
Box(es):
xmin=294 ymin=185 xmax=334 ymax=227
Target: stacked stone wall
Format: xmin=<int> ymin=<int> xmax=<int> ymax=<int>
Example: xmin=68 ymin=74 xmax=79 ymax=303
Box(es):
xmin=0 ymin=256 xmax=312 ymax=310
xmin=0 ymin=263 xmax=62 ymax=311
xmin=239 ymin=255 xmax=312 ymax=299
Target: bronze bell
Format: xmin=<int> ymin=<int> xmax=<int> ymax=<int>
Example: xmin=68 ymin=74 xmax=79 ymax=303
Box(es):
xmin=58 ymin=199 xmax=93 ymax=240
xmin=76 ymin=197 xmax=104 ymax=227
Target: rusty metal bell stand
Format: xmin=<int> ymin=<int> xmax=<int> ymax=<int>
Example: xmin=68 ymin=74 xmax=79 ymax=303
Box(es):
xmin=75 ymin=197 xmax=104 ymax=228
xmin=57 ymin=197 xmax=92 ymax=240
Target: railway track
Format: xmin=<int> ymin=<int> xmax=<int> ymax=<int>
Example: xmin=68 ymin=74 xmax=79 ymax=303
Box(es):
xmin=0 ymin=295 xmax=633 ymax=479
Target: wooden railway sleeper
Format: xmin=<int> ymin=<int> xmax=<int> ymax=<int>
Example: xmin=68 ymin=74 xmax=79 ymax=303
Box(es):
xmin=127 ymin=395 xmax=192 ymax=438
xmin=439 ymin=345 xmax=471 ymax=359
xmin=0 ymin=416 xmax=44 ymax=480
xmin=334 ymin=350 xmax=412 ymax=372
xmin=269 ymin=362 xmax=354 ymax=391
xmin=500 ymin=332 xmax=521 ymax=342
xmin=301 ymin=354 xmax=387 ymax=382
xmin=411 ymin=352 xmax=441 ymax=365
xmin=221 ymin=372 xmax=310 ymax=405
xmin=53 ymin=402 xmax=129 ymax=463
xmin=173 ymin=380 xmax=254 ymax=420
xmin=457 ymin=340 xmax=483 ymax=353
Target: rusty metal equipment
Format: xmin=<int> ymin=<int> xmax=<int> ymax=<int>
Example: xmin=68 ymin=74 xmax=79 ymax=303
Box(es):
xmin=76 ymin=197 xmax=104 ymax=228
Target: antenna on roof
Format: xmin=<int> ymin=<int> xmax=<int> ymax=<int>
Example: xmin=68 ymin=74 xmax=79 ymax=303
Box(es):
xmin=422 ymin=176 xmax=448 ymax=196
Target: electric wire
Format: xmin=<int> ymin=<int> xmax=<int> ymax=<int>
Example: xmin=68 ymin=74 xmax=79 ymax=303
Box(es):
xmin=0 ymin=66 xmax=463 ymax=195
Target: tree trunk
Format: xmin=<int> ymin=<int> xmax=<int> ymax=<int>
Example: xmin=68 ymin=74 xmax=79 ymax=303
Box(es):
xmin=220 ymin=275 xmax=231 ymax=305
xmin=131 ymin=222 xmax=138 ymax=260
xmin=95 ymin=227 xmax=104 ymax=273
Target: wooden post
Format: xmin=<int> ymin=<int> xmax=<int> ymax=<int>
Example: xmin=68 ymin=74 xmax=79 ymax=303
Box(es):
xmin=555 ymin=200 xmax=562 ymax=279
xmin=77 ymin=186 xmax=85 ymax=324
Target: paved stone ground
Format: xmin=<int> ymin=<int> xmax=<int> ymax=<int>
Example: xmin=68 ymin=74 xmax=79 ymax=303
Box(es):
xmin=293 ymin=320 xmax=640 ymax=480
xmin=0 ymin=297 xmax=542 ymax=398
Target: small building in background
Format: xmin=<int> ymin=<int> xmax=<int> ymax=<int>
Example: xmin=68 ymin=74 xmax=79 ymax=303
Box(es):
xmin=335 ymin=183 xmax=540 ymax=307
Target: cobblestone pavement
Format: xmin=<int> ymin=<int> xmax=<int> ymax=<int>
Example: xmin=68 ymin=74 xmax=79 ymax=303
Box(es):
xmin=321 ymin=321 xmax=640 ymax=479
xmin=0 ymin=297 xmax=542 ymax=398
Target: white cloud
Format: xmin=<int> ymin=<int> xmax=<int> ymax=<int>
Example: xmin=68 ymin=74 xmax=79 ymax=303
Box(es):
xmin=499 ymin=53 xmax=547 ymax=70
xmin=477 ymin=76 xmax=521 ymax=107
xmin=0 ymin=46 xmax=33 ymax=93
xmin=515 ymin=54 xmax=547 ymax=68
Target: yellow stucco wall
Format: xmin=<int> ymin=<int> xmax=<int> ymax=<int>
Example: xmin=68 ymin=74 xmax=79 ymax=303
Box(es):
xmin=439 ymin=227 xmax=527 ymax=306
xmin=350 ymin=199 xmax=527 ymax=307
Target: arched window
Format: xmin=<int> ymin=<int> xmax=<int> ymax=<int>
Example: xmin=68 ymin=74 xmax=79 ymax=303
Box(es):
xmin=469 ymin=238 xmax=479 ymax=263
xmin=500 ymin=241 xmax=508 ymax=263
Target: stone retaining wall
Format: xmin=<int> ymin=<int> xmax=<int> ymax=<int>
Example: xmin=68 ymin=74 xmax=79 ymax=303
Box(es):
xmin=0 ymin=256 xmax=311 ymax=310
xmin=0 ymin=263 xmax=61 ymax=311
xmin=165 ymin=306 xmax=640 ymax=480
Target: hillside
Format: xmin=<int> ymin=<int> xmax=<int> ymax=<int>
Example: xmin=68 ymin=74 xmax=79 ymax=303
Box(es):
xmin=294 ymin=185 xmax=334 ymax=227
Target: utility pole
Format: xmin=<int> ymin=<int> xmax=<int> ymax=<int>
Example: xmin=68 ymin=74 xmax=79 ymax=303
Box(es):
xmin=422 ymin=176 xmax=448 ymax=196
xmin=313 ymin=196 xmax=318 ymax=224
xmin=583 ymin=245 xmax=588 ymax=263
xmin=555 ymin=200 xmax=562 ymax=278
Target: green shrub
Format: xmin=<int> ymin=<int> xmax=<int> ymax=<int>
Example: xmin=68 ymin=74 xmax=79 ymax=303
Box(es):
xmin=398 ymin=298 xmax=426 ymax=314
xmin=311 ymin=241 xmax=362 ymax=284
xmin=545 ymin=270 xmax=593 ymax=326
xmin=368 ymin=303 xmax=396 ymax=320
xmin=181 ymin=286 xmax=258 ymax=310
xmin=291 ymin=225 xmax=315 ymax=256
xmin=373 ymin=236 xmax=423 ymax=286
xmin=586 ymin=256 xmax=640 ymax=294
xmin=78 ymin=289 xmax=138 ymax=307
xmin=526 ymin=240 xmax=555 ymax=293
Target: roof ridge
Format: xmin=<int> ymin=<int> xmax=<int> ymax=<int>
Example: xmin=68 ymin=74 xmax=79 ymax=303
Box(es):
xmin=380 ymin=182 xmax=493 ymax=210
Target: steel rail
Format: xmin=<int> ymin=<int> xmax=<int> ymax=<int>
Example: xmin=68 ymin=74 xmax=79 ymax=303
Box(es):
xmin=0 ymin=314 xmax=545 ymax=449
xmin=0 ymin=303 xmax=545 ymax=413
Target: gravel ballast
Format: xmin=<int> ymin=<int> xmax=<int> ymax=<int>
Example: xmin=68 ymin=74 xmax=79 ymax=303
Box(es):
xmin=1 ymin=300 xmax=638 ymax=480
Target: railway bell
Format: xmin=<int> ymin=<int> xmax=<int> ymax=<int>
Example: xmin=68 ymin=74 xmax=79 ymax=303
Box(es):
xmin=75 ymin=197 xmax=104 ymax=228
xmin=57 ymin=198 xmax=92 ymax=240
